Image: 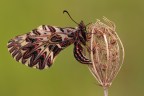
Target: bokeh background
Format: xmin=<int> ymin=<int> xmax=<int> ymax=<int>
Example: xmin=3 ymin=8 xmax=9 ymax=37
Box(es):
xmin=0 ymin=0 xmax=143 ymax=96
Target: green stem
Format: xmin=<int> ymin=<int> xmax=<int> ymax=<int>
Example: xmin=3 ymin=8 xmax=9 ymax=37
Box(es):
xmin=103 ymin=87 xmax=108 ymax=96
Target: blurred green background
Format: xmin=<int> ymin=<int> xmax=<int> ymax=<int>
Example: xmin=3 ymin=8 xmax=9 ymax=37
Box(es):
xmin=0 ymin=0 xmax=143 ymax=96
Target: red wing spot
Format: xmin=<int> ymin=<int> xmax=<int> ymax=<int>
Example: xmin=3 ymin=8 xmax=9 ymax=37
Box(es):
xmin=64 ymin=38 xmax=68 ymax=40
xmin=42 ymin=52 xmax=47 ymax=58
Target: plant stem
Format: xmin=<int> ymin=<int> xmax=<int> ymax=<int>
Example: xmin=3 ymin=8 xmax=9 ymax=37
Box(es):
xmin=103 ymin=87 xmax=108 ymax=96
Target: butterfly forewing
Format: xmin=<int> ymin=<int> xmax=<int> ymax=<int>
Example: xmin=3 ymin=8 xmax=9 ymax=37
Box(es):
xmin=8 ymin=25 xmax=76 ymax=69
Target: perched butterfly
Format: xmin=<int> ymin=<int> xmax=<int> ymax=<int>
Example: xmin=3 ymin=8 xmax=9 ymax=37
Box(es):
xmin=7 ymin=10 xmax=91 ymax=70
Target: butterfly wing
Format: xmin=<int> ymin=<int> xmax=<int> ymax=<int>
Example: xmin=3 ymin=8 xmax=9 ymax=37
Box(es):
xmin=7 ymin=25 xmax=76 ymax=70
xmin=73 ymin=42 xmax=91 ymax=64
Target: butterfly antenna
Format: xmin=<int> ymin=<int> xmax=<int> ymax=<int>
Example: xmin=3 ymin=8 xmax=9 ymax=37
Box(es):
xmin=63 ymin=10 xmax=79 ymax=25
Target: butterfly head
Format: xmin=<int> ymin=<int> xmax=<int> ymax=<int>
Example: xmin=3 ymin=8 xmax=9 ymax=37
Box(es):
xmin=63 ymin=10 xmax=88 ymax=45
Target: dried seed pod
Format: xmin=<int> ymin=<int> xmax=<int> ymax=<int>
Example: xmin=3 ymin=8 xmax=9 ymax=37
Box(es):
xmin=87 ymin=17 xmax=124 ymax=94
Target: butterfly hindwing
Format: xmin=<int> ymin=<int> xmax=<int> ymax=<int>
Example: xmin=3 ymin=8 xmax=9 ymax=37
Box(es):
xmin=73 ymin=42 xmax=91 ymax=64
xmin=7 ymin=25 xmax=76 ymax=69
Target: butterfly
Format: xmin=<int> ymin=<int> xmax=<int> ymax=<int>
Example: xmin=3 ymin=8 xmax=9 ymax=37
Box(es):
xmin=7 ymin=10 xmax=91 ymax=70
